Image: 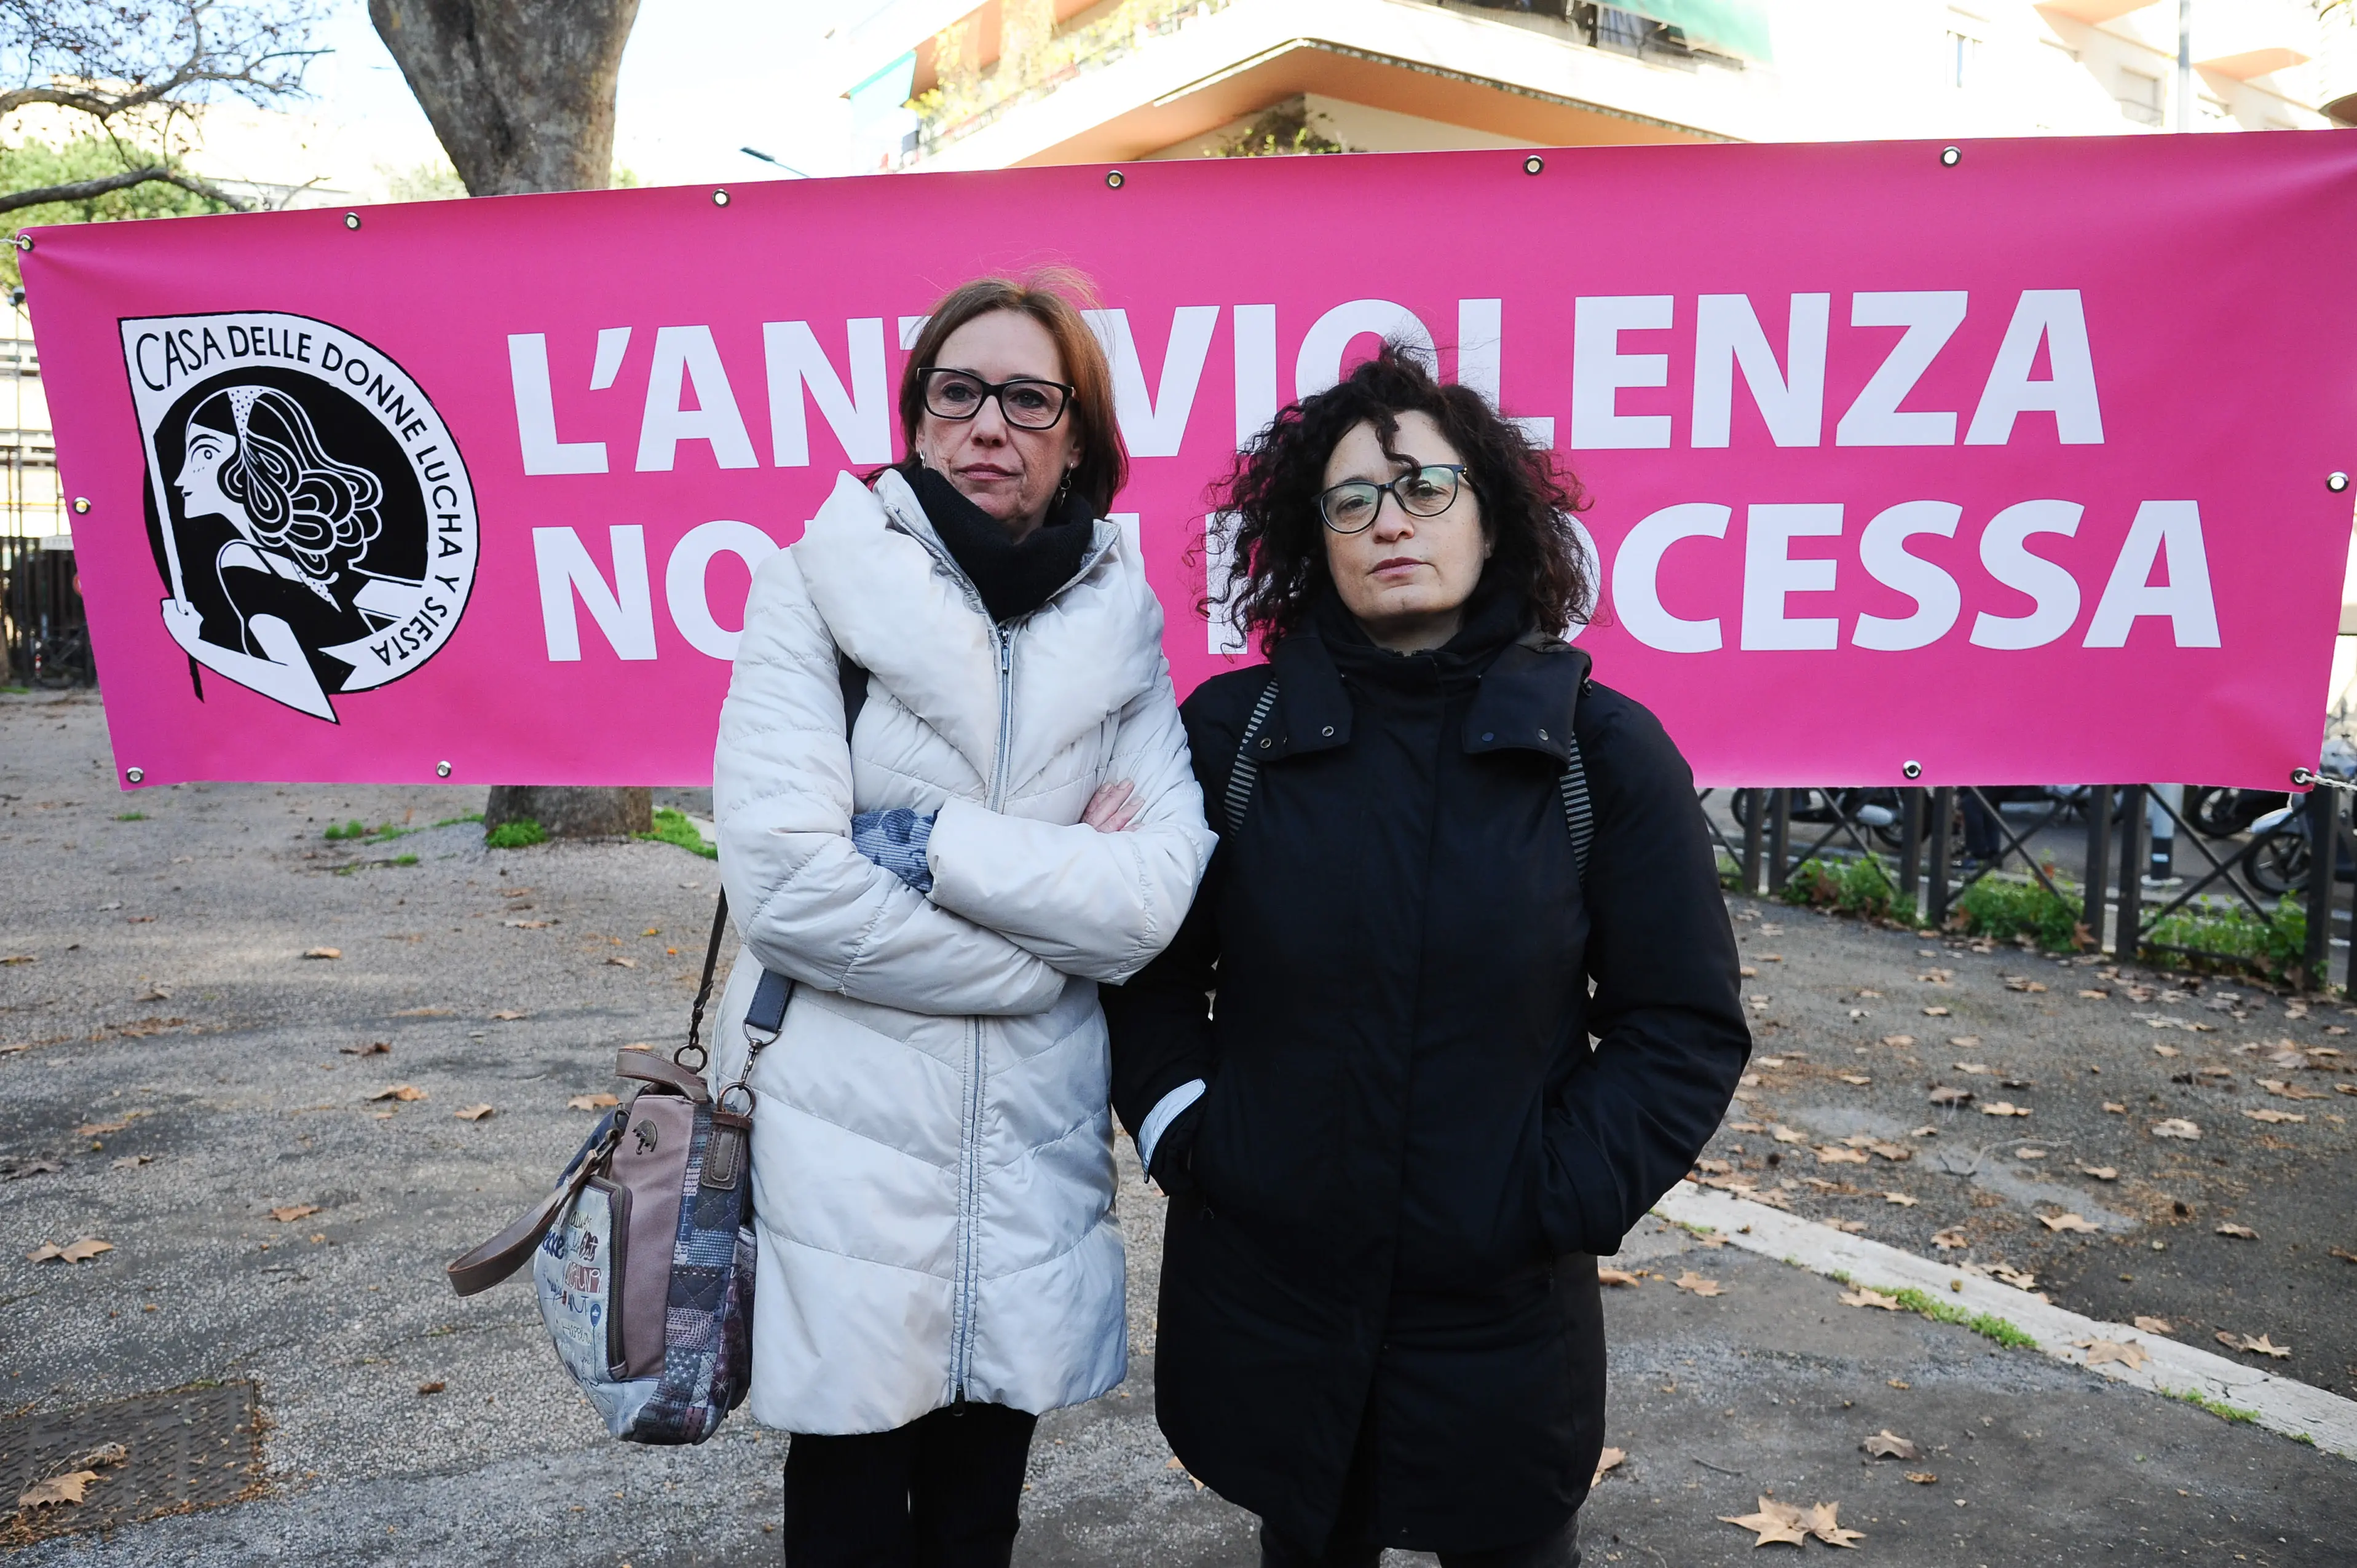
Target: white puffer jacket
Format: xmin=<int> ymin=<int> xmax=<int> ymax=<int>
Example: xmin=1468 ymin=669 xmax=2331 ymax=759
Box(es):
xmin=707 ymin=468 xmax=1214 ymax=1435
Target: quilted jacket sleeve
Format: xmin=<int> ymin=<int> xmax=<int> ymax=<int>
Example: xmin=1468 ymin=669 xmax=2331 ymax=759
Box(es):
xmin=714 ymin=547 xmax=1067 ymax=1017
xmin=922 ymin=652 xmax=1215 ymax=984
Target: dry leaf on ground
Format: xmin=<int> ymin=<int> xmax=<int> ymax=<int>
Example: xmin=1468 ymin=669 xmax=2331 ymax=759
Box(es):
xmin=606 ymin=956 xmax=638 ymax=968
xmin=1597 ymin=1267 xmax=1641 ymax=1287
xmin=1881 ymin=1034 xmax=1916 ymax=1046
xmin=504 ymin=919 xmax=551 ymax=929
xmin=111 ymin=1155 xmax=151 ymax=1170
xmin=2330 ymin=1247 xmax=2357 ymax=1264
xmin=1932 ymin=1227 xmax=1968 ymax=1250
xmin=2040 ymin=1212 xmax=2100 ymax=1234
xmin=1990 ymin=1265 xmax=2039 ymax=1291
xmin=1673 ymin=1271 xmax=1724 ymax=1298
xmin=2134 ymin=1315 xmax=2173 ymax=1334
xmin=2150 ymin=1118 xmax=2201 ymax=1140
xmin=567 ymin=1093 xmax=620 ymax=1111
xmin=454 ymin=1104 xmax=495 ymax=1122
xmin=1905 ymin=1471 xmax=1938 ymax=1483
xmin=74 ymin=1120 xmax=128 ymax=1137
xmin=366 ymin=1084 xmax=426 ymax=1102
xmin=1862 ymin=1429 xmax=1919 ymax=1459
xmin=2243 ymin=1108 xmax=2305 ymax=1125
xmin=2150 ymin=1042 xmax=2180 ymax=1056
xmin=16 ymin=1471 xmax=105 ymax=1508
xmin=1592 ymin=1447 xmax=1626 ymax=1485
xmin=417 ymin=1380 xmax=446 ymax=1395
xmin=2214 ymin=1223 xmax=2258 ymax=1239
xmin=2080 ymin=1165 xmax=2119 ymax=1181
xmin=490 ymin=1010 xmax=529 ymax=1020
xmin=1719 ymin=1500 xmax=1810 ymax=1548
xmin=1816 ymin=1146 xmax=1869 ymax=1165
xmin=1929 ymin=1085 xmax=1973 ymax=1106
xmin=1839 ymin=1074 xmax=1871 ymax=1085
xmin=1922 ymin=1006 xmax=1951 ymax=1017
xmin=1771 ymin=1125 xmax=1809 ymax=1144
xmin=2240 ymin=1333 xmax=2290 ymax=1358
xmin=1840 ymin=1287 xmax=1905 ymax=1311
xmin=2075 ymin=1338 xmax=2149 ymax=1370
xmin=2102 ymin=1101 xmax=2128 ymax=1113
xmin=269 ymin=1204 xmax=320 ymax=1223
xmin=1884 ymin=1192 xmax=1919 ymax=1207
xmin=339 ymin=1041 xmax=390 ymax=1057
xmin=1981 ymin=1101 xmax=2031 ymax=1117
xmin=302 ymin=947 xmax=341 ymax=959
xmin=29 ymin=1236 xmax=114 ymax=1264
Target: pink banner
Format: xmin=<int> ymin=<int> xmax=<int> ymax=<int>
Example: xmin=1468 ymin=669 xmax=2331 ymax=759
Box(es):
xmin=25 ymin=132 xmax=2357 ymax=792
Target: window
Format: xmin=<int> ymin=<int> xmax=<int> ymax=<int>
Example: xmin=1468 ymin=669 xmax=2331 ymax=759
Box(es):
xmin=2118 ymin=69 xmax=2165 ymax=126
xmin=1943 ymin=30 xmax=1978 ymax=89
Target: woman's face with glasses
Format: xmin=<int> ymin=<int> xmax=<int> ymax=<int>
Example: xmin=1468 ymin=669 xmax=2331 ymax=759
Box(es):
xmin=1319 ymin=412 xmax=1491 ymax=653
xmin=914 ymin=309 xmax=1083 ymax=541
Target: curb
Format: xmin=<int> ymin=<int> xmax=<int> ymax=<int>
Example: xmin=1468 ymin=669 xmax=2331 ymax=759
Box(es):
xmin=1652 ymin=1184 xmax=2357 ymax=1462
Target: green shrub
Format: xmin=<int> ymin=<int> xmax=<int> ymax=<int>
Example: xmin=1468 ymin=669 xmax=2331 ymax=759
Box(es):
xmin=2146 ymin=897 xmax=2305 ymax=979
xmin=323 ymin=819 xmax=368 ymax=840
xmin=393 ymin=853 xmax=419 ymax=867
xmin=485 ymin=818 xmax=547 ymax=849
xmin=114 ymin=811 xmax=146 ymax=822
xmin=640 ymin=806 xmax=719 ymax=861
xmin=1779 ymin=854 xmax=1903 ymax=921
xmin=1952 ymin=873 xmax=2085 ymax=950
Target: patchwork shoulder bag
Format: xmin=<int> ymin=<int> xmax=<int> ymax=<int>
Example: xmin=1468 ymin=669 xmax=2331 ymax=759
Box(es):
xmin=443 ymin=890 xmax=783 ymax=1444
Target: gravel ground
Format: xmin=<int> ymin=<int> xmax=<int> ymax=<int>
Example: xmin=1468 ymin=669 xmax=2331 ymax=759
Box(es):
xmin=3 ymin=690 xmax=2351 ymax=1565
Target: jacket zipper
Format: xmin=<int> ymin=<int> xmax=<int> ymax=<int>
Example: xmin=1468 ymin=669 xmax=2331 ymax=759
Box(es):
xmin=954 ymin=623 xmax=1016 ymax=1400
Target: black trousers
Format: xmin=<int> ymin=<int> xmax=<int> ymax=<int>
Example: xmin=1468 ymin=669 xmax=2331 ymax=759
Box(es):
xmin=781 ymin=1403 xmax=1037 ymax=1567
xmin=1258 ymin=1515 xmax=1580 ymax=1568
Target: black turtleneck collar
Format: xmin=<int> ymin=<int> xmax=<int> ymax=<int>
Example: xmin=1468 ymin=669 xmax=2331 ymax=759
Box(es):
xmin=909 ymin=462 xmax=1096 ymax=624
xmin=1309 ymin=571 xmax=1527 ymax=679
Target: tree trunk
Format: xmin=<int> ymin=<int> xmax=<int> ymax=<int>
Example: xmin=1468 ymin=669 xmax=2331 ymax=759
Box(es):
xmin=370 ymin=0 xmax=646 ymax=837
xmin=367 ymin=0 xmax=641 ymax=197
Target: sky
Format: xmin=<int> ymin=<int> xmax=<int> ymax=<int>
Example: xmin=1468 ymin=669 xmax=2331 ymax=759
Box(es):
xmin=304 ymin=0 xmax=871 ymax=189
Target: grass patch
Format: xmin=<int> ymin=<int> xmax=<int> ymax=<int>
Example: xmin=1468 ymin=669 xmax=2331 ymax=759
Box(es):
xmin=433 ymin=813 xmax=483 ymax=829
xmin=485 ymin=818 xmax=547 ymax=849
xmin=2146 ymin=897 xmax=2305 ymax=980
xmin=393 ymin=853 xmax=418 ymax=867
xmin=1882 ymin=1286 xmax=2037 ymax=1349
xmin=640 ymin=806 xmax=717 ymax=861
xmin=1952 ymin=872 xmax=2085 ymax=951
xmin=326 ymin=819 xmax=418 ymax=845
xmin=2163 ymin=1385 xmax=2260 ymax=1425
xmin=1780 ymin=854 xmax=1905 ymax=921
xmin=114 ymin=811 xmax=146 ymax=822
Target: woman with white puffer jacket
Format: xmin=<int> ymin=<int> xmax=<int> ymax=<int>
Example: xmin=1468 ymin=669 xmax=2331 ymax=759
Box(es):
xmin=705 ymin=272 xmax=1215 ymax=1564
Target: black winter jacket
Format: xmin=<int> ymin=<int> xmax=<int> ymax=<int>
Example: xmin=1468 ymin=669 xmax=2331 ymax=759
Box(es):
xmin=1103 ymin=591 xmax=1750 ymax=1553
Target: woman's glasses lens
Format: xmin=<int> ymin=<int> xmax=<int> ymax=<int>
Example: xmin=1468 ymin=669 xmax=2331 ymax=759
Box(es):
xmin=1319 ymin=467 xmax=1463 ymax=532
xmin=923 ymin=371 xmax=1070 ymax=429
xmin=1397 ymin=467 xmax=1459 ymax=514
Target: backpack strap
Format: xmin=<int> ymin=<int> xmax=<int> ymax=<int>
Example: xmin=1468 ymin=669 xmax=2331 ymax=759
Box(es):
xmin=1225 ymin=670 xmax=1595 ymax=880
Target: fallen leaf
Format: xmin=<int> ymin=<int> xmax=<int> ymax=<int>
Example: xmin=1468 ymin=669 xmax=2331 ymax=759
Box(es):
xmin=2240 ymin=1333 xmax=2290 ymax=1358
xmin=1592 ymin=1446 xmax=1627 ymax=1485
xmin=1990 ymin=1264 xmax=2039 ymax=1290
xmin=1597 ymin=1267 xmax=1642 ymax=1286
xmin=16 ymin=1471 xmax=104 ymax=1508
xmin=2102 ymin=1101 xmax=2128 ymax=1114
xmin=2079 ymin=988 xmax=2110 ymax=999
xmin=1739 ymin=965 xmax=1758 ymax=977
xmin=2080 ymin=1165 xmax=2119 ymax=1181
xmin=1884 ymin=1192 xmax=1920 ymax=1207
xmin=25 ymin=1242 xmax=61 ymax=1262
xmin=1771 ymin=1125 xmax=1809 ymax=1144
xmin=1816 ymin=1146 xmax=1870 ymax=1165
xmin=1932 ymin=1227 xmax=1969 ymax=1250
xmin=1887 ymin=1378 xmax=1911 ymax=1389
xmin=2150 ymin=1118 xmax=2201 ymax=1140
xmin=1755 ymin=1055 xmax=1785 ymax=1068
xmin=2040 ymin=1212 xmax=2100 ymax=1234
xmin=2214 ymin=1222 xmax=2258 ymax=1239
xmin=1954 ymin=1062 xmax=1994 ymax=1075
xmin=1862 ymin=1428 xmax=1919 ymax=1459
xmin=1673 ymin=1271 xmax=1724 ymax=1297
xmin=1881 ymin=1034 xmax=1916 ymax=1046
xmin=2134 ymin=1315 xmax=2174 ymax=1334
xmin=0 ymin=954 xmax=36 ymax=966
xmin=1822 ymin=1218 xmax=1866 ymax=1234
xmin=2150 ymin=1043 xmax=2180 ymax=1057
xmin=269 ymin=1204 xmax=320 ymax=1223
xmin=1719 ymin=1499 xmax=1811 ymax=1548
xmin=2330 ymin=1247 xmax=2357 ymax=1264
xmin=2243 ymin=1108 xmax=2305 ymax=1124
xmin=391 ymin=1006 xmax=452 ymax=1017
xmin=302 ymin=947 xmax=342 ymax=959
xmin=1841 ymin=1287 xmax=1905 ymax=1311
xmin=454 ymin=1103 xmax=495 ymax=1122
xmin=567 ymin=1093 xmax=621 ymax=1111
xmin=1981 ymin=1101 xmax=2031 ymax=1117
xmin=1903 ymin=1471 xmax=1938 ymax=1484
xmin=417 ymin=1380 xmax=446 ymax=1395
xmin=1929 ymin=1085 xmax=1974 ymax=1106
xmin=1839 ymin=1074 xmax=1872 ymax=1086
xmin=503 ymin=919 xmax=551 ymax=929
xmin=366 ymin=1084 xmax=427 ymax=1102
xmin=1696 ymin=1159 xmax=1733 ymax=1175
xmin=490 ymin=1010 xmax=529 ymax=1020
xmin=1922 ymin=1006 xmax=1951 ymax=1017
xmin=2257 ymin=1079 xmax=2327 ymax=1101
xmin=2015 ymin=1148 xmax=2048 ymax=1160
xmin=339 ymin=1041 xmax=390 ymax=1056
xmin=605 ymin=956 xmax=638 ymax=968
xmin=2075 ymin=1338 xmax=2149 ymax=1370
xmin=2004 ymin=977 xmax=2048 ymax=993
xmin=42 ymin=1237 xmax=113 ymax=1263
xmin=74 ymin=1119 xmax=128 ymax=1137
xmin=1946 ymin=1035 xmax=1980 ymax=1048
xmin=109 ymin=1155 xmax=151 ymax=1170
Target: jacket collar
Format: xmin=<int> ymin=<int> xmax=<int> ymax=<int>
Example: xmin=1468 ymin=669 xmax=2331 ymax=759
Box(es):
xmin=1261 ymin=626 xmax=1590 ymax=764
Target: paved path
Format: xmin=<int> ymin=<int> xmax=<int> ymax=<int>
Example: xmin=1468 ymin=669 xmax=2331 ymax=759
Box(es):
xmin=3 ymin=692 xmax=2350 ymax=1565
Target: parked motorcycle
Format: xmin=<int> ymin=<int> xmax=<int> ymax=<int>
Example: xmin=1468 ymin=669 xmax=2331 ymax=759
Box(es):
xmin=2241 ymin=739 xmax=2356 ymax=896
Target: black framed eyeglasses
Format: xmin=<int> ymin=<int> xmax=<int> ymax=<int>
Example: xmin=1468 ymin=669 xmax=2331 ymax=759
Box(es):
xmin=918 ymin=368 xmax=1075 ymax=430
xmin=1317 ymin=464 xmax=1469 ymax=534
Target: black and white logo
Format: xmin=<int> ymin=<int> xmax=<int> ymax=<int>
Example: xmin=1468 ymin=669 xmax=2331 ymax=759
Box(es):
xmin=121 ymin=312 xmax=478 ymax=722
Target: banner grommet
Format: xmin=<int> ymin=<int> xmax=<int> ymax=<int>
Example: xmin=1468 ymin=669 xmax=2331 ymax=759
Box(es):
xmin=2329 ymin=472 xmax=2349 ymax=493
xmin=1939 ymin=146 xmax=1962 ymax=167
xmin=1105 ymin=170 xmax=1125 ymax=189
xmin=1524 ymin=155 xmax=1544 ymax=176
xmin=1902 ymin=761 xmax=1922 ymax=780
xmin=126 ymin=768 xmax=143 ymax=784
xmin=436 ymin=762 xmax=452 ymax=778
xmin=713 ymin=189 xmax=732 ymax=207
xmin=73 ymin=497 xmax=90 ymax=513
xmin=343 ymin=212 xmax=361 ymax=230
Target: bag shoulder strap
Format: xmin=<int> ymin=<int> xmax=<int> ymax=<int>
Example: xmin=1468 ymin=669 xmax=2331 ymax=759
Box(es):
xmin=1225 ymin=672 xmax=1594 ymax=878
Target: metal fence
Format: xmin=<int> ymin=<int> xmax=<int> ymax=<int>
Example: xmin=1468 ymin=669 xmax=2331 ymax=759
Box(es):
xmin=0 ymin=535 xmax=93 ymax=688
xmin=1707 ymin=784 xmax=2353 ymax=992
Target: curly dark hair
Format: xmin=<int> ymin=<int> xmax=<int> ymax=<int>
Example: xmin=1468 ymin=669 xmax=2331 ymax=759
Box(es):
xmin=1206 ymin=344 xmax=1592 ymax=652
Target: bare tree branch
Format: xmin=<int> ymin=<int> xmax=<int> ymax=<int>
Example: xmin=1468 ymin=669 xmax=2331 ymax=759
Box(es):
xmin=0 ymin=164 xmax=169 ymax=214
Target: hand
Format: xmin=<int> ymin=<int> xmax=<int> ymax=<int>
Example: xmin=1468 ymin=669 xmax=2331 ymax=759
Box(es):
xmin=1082 ymin=779 xmax=1141 ymax=833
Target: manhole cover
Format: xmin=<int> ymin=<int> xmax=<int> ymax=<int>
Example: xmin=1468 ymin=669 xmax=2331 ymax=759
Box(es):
xmin=0 ymin=1381 xmax=263 ymax=1546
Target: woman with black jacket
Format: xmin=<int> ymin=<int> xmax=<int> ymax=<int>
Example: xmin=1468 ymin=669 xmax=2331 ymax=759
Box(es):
xmin=1103 ymin=345 xmax=1751 ymax=1568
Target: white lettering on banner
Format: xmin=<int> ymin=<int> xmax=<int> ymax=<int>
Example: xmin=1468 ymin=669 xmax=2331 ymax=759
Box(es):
xmin=1456 ymin=299 xmax=1557 ymax=448
xmin=1612 ymin=502 xmax=1729 ymax=653
xmin=589 ymin=327 xmax=630 ymax=390
xmin=508 ymin=334 xmax=607 ymax=475
xmin=1296 ymin=299 xmax=1435 ymax=400
xmin=665 ymin=520 xmax=781 ymax=660
xmin=1691 ymin=294 xmax=1830 ymax=449
xmin=2084 ymin=500 xmax=2219 ymax=647
xmin=534 ymin=525 xmax=656 ymax=661
xmin=1836 ymin=292 xmax=1969 ymax=447
xmin=636 ymin=326 xmax=758 ymax=471
xmin=1970 ymin=499 xmax=2084 ymax=649
xmin=898 ymin=316 xmax=930 ymax=350
xmin=1083 ymin=307 xmax=1219 ymax=459
xmin=764 ymin=318 xmax=890 ymax=467
xmin=1233 ymin=304 xmax=1277 ymax=450
xmin=1572 ymin=296 xmax=1675 ymax=449
xmin=1852 ymin=500 xmax=1964 ymax=651
xmin=1741 ymin=503 xmax=1844 ymax=651
xmin=1965 ymin=290 xmax=2105 ymax=446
